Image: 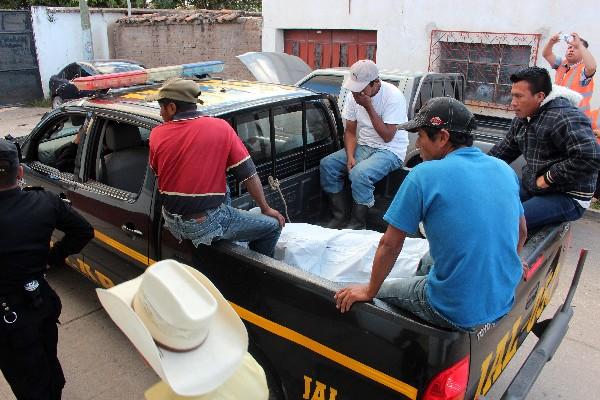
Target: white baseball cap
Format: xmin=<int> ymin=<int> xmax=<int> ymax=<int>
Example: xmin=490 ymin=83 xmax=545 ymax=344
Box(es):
xmin=342 ymin=59 xmax=379 ymax=92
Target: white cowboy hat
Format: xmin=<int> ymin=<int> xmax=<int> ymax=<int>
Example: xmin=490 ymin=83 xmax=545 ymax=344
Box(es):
xmin=96 ymin=259 xmax=248 ymax=397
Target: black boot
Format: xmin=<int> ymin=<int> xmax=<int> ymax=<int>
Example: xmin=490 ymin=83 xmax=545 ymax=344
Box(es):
xmin=346 ymin=203 xmax=368 ymax=230
xmin=325 ymin=192 xmax=348 ymax=229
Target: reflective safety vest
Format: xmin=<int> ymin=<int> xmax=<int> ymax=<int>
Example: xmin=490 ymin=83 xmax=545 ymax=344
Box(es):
xmin=555 ymin=62 xmax=595 ymax=113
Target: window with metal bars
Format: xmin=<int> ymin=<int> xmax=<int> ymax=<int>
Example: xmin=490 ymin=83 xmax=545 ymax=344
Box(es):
xmin=429 ymin=31 xmax=541 ymax=109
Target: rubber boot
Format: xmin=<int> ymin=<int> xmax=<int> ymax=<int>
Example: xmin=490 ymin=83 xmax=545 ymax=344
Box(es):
xmin=346 ymin=203 xmax=368 ymax=230
xmin=325 ymin=192 xmax=348 ymax=229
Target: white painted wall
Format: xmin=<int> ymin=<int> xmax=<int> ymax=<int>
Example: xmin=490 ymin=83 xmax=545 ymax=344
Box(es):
xmin=31 ymin=6 xmax=127 ymax=98
xmin=263 ymin=0 xmax=600 ymax=116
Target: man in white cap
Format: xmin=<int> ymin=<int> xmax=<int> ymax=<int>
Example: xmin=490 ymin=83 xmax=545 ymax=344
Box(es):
xmin=320 ymin=59 xmax=409 ymax=229
xmin=97 ymin=260 xmax=269 ymax=399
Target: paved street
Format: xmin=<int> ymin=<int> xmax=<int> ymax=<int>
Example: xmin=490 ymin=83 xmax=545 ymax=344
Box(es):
xmin=1 ymin=214 xmax=599 ymax=399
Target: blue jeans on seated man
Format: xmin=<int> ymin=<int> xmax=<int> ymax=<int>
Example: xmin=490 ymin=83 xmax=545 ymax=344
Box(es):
xmin=520 ymin=185 xmax=584 ymax=230
xmin=377 ymin=276 xmax=464 ymax=330
xmin=377 ymin=253 xmax=468 ymax=331
xmin=320 ymin=145 xmax=402 ymax=207
xmin=162 ymin=204 xmax=281 ymax=257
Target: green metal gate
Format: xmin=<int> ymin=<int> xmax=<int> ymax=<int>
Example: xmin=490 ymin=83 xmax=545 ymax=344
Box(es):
xmin=0 ymin=10 xmax=43 ymax=105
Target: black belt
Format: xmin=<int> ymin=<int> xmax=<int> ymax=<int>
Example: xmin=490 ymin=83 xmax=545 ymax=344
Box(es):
xmin=0 ymin=277 xmax=47 ymax=311
xmin=0 ymin=293 xmax=25 ymax=324
xmin=0 ymin=291 xmax=27 ymax=306
xmin=181 ymin=211 xmax=208 ymax=222
xmin=164 ymin=208 xmax=208 ymax=222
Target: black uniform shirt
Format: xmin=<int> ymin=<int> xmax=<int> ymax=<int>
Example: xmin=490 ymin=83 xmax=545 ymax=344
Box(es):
xmin=0 ymin=187 xmax=94 ymax=293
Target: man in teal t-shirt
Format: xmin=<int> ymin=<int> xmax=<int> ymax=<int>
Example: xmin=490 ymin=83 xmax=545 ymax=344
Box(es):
xmin=334 ymin=97 xmax=526 ymax=330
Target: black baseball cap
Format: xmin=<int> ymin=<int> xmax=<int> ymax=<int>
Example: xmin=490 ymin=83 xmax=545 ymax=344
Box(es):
xmin=397 ymin=97 xmax=475 ymax=135
xmin=0 ymin=138 xmax=19 ymax=175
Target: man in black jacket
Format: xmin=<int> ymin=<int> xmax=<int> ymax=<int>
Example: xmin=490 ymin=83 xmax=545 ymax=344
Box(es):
xmin=0 ymin=139 xmax=94 ymax=399
xmin=490 ymin=66 xmax=600 ymax=229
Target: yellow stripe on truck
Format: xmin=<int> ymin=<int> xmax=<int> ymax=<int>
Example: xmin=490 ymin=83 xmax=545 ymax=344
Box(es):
xmin=93 ymin=229 xmax=418 ymax=399
xmin=94 ymin=229 xmax=156 ymax=266
xmin=231 ymin=303 xmax=418 ymax=400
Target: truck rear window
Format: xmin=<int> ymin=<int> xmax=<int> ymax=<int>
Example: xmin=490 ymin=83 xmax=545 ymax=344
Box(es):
xmin=299 ymin=75 xmax=345 ymax=96
xmin=272 ymin=102 xmax=331 ymax=156
xmin=236 ymin=110 xmax=272 ymax=164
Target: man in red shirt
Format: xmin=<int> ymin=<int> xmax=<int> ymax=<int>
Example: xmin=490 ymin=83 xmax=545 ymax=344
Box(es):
xmin=148 ymin=78 xmax=285 ymax=256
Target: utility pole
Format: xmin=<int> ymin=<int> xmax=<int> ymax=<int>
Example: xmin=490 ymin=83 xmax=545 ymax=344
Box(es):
xmin=79 ymin=0 xmax=94 ymax=60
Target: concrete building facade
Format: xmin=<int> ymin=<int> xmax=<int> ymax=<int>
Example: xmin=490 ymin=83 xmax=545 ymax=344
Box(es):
xmin=262 ymin=0 xmax=600 ymax=116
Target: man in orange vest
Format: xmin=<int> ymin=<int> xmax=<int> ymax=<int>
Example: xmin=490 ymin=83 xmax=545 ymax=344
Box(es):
xmin=543 ymin=32 xmax=596 ymax=115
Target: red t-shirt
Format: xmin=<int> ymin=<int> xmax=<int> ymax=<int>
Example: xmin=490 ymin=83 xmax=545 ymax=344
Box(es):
xmin=149 ymin=113 xmax=256 ymax=214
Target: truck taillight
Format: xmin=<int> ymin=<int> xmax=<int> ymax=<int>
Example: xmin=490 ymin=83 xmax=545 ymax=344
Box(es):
xmin=423 ymin=356 xmax=469 ymax=400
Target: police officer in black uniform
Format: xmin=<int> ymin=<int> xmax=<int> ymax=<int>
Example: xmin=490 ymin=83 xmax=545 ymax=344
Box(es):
xmin=0 ymin=138 xmax=94 ymax=399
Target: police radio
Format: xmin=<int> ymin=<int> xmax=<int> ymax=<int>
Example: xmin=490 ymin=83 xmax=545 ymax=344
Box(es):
xmin=24 ymin=279 xmax=43 ymax=309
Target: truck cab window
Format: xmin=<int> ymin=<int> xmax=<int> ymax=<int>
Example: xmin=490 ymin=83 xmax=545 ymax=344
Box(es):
xmin=94 ymin=120 xmax=149 ymax=195
xmin=299 ymin=75 xmax=345 ymax=96
xmin=305 ymin=103 xmax=331 ymax=145
xmin=36 ymin=114 xmax=87 ymax=173
xmin=273 ymin=104 xmax=303 ymax=155
xmin=235 ymin=110 xmax=271 ymax=164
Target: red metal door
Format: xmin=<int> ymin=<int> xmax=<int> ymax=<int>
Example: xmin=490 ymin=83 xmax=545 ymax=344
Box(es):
xmin=307 ymin=30 xmax=332 ymax=69
xmin=284 ymin=30 xmax=309 ymax=63
xmin=284 ymin=29 xmax=377 ymax=69
xmin=357 ymin=31 xmax=377 ymax=62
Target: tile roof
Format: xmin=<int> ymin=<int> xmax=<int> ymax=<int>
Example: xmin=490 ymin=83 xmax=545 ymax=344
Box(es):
xmin=116 ymin=9 xmax=259 ymax=24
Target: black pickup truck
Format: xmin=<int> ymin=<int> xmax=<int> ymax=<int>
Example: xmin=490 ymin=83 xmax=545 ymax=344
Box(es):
xmin=13 ymin=76 xmax=584 ymax=400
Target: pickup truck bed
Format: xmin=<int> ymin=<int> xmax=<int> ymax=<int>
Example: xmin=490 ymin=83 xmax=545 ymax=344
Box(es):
xmin=160 ymin=164 xmax=574 ymax=400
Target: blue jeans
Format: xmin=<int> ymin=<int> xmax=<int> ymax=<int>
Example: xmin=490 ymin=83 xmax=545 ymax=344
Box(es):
xmin=162 ymin=204 xmax=282 ymax=257
xmin=377 ymin=252 xmax=465 ymax=330
xmin=520 ymin=186 xmax=584 ymax=230
xmin=377 ymin=276 xmax=463 ymax=331
xmin=320 ymin=145 xmax=402 ymax=207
